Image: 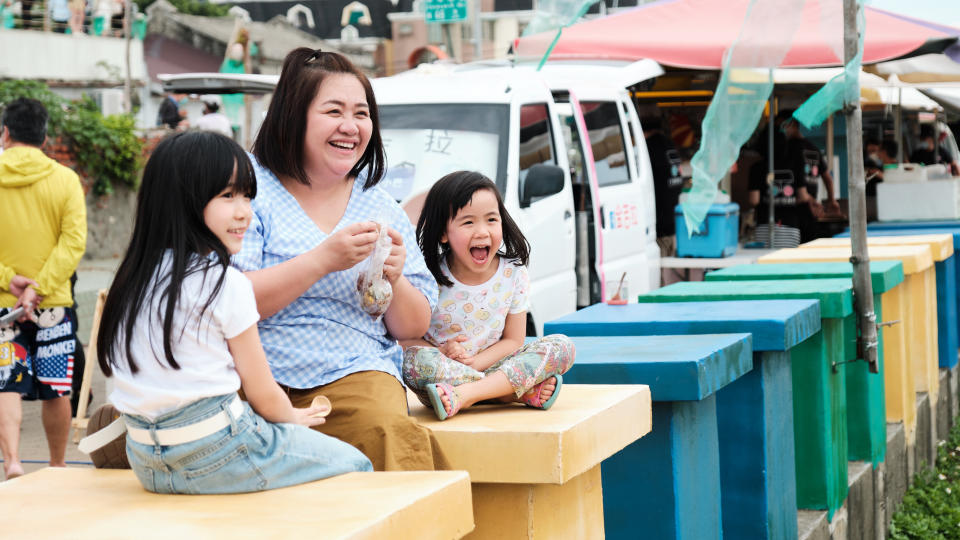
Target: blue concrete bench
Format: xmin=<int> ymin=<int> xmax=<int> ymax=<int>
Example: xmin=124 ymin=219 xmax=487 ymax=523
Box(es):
xmin=545 ymin=300 xmax=819 ymax=540
xmin=557 ymin=333 xmax=753 ymax=540
xmin=637 ymin=279 xmax=855 ymax=518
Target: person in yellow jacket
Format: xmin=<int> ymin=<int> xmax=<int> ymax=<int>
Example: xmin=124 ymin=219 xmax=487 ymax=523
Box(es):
xmin=0 ymin=98 xmax=87 ymax=480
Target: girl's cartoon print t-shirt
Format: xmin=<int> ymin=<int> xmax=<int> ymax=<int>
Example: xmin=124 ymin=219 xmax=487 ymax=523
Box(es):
xmin=425 ymin=257 xmax=530 ymax=356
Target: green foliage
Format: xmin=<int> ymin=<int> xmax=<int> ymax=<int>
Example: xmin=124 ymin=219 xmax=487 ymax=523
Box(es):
xmin=133 ymin=0 xmax=229 ymax=17
xmin=0 ymin=80 xmax=143 ymax=196
xmin=889 ymin=423 xmax=960 ymax=539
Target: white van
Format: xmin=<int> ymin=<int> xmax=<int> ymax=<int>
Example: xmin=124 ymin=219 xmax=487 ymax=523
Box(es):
xmin=160 ymin=60 xmax=664 ymax=335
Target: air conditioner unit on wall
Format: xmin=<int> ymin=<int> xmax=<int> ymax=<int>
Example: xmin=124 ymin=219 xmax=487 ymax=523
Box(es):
xmin=98 ymin=89 xmax=125 ymax=116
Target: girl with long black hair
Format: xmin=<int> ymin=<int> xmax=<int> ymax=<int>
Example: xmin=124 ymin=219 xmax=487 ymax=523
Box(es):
xmin=96 ymin=131 xmax=371 ymax=494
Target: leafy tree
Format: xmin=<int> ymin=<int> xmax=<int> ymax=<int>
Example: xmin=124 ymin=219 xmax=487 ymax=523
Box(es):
xmin=0 ymin=80 xmax=143 ymax=195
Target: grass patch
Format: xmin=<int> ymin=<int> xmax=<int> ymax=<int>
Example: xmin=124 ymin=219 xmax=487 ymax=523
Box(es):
xmin=889 ymin=422 xmax=960 ymax=539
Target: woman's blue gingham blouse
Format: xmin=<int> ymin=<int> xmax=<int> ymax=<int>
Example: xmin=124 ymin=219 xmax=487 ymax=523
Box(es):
xmin=232 ymin=158 xmax=439 ymax=388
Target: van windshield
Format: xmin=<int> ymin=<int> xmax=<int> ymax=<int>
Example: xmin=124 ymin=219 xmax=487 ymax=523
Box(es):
xmin=378 ymin=104 xmax=510 ymax=200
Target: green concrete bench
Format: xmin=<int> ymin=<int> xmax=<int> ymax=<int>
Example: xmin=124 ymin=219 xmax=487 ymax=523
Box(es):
xmin=705 ymin=262 xmax=904 ymax=467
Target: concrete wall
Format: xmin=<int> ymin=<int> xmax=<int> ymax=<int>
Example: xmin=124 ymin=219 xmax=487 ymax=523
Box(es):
xmin=0 ymin=29 xmax=147 ymax=83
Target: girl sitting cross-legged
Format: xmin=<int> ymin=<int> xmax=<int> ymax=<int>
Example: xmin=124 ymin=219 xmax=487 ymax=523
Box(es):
xmin=401 ymin=171 xmax=575 ymax=421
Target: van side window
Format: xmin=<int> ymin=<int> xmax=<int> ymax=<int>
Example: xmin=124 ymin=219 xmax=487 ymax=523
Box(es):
xmin=519 ymin=103 xmax=557 ymax=195
xmin=582 ymin=101 xmax=629 ymax=187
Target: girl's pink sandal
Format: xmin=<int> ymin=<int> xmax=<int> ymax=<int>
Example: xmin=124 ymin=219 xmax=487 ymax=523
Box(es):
xmin=426 ymin=383 xmax=463 ymax=421
xmin=520 ymin=374 xmax=563 ymax=410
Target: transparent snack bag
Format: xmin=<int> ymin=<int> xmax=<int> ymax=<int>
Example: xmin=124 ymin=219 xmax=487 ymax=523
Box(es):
xmin=356 ymin=213 xmax=394 ymax=320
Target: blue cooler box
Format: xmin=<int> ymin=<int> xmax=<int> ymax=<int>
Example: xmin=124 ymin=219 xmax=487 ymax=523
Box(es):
xmin=675 ymin=203 xmax=739 ymax=258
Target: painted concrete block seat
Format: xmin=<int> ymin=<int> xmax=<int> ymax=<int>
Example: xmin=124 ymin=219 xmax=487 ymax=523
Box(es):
xmin=545 ymin=300 xmax=819 ymax=540
xmin=804 ymin=236 xmax=953 ymax=367
xmin=637 ymin=279 xmax=854 ymax=517
xmin=835 ymin=230 xmax=960 ymax=369
xmin=705 ymin=261 xmax=904 ymax=466
xmin=759 ymin=246 xmax=938 ymax=435
xmin=0 ymin=468 xmax=475 ymax=539
xmin=553 ymin=333 xmax=753 ymax=540
xmin=408 ymin=384 xmax=652 ymax=540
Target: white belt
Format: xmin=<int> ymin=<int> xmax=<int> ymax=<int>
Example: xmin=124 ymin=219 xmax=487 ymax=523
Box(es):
xmin=126 ymin=396 xmax=245 ymax=446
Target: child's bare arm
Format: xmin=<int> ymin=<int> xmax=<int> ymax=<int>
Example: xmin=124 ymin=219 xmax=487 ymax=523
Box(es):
xmin=461 ymin=311 xmax=526 ymax=372
xmin=228 ymin=325 xmax=328 ymax=427
xmin=399 ymin=337 xmax=434 ymax=349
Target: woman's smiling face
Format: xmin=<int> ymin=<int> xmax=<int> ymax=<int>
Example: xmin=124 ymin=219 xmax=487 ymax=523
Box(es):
xmin=303 ymin=73 xmax=372 ymax=180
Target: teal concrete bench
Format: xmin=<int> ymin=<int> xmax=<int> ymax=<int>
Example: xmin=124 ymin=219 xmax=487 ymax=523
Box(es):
xmin=545 ymin=299 xmax=820 ymax=540
xmin=558 ymin=333 xmax=753 ymax=540
xmin=705 ymin=262 xmax=904 ymax=467
xmin=638 ymin=279 xmax=855 ymax=518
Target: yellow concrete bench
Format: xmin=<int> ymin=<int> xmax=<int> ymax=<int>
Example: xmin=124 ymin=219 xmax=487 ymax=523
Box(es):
xmin=409 ymin=384 xmax=652 ymax=540
xmin=0 ymin=468 xmax=474 ymax=539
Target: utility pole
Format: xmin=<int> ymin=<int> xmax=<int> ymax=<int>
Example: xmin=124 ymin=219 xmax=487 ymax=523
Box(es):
xmin=123 ymin=0 xmax=132 ymax=114
xmin=844 ymin=0 xmax=878 ymax=373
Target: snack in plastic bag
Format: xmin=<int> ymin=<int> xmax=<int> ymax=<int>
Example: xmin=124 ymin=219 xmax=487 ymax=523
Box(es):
xmin=356 ymin=215 xmax=394 ymax=319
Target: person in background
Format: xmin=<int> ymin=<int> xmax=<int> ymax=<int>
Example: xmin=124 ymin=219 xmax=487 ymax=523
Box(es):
xmin=194 ymin=95 xmax=233 ymax=139
xmin=67 ymin=0 xmax=85 ymax=34
xmin=643 ymin=115 xmax=684 ymax=260
xmin=911 ymin=124 xmax=959 ymax=175
xmin=157 ymin=92 xmax=188 ymax=130
xmin=865 ymin=139 xmax=898 ymax=196
xmin=779 ymin=111 xmax=840 ymax=220
xmin=0 ymin=98 xmax=87 ymax=480
xmin=50 ymin=0 xmax=70 ymax=32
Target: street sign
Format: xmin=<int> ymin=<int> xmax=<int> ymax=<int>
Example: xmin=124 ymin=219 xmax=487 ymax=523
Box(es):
xmin=425 ymin=0 xmax=467 ymax=23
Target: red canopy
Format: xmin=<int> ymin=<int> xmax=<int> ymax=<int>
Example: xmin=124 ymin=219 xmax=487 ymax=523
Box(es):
xmin=514 ymin=0 xmax=960 ymax=70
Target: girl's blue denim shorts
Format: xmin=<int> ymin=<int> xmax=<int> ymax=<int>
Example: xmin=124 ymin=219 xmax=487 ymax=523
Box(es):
xmin=123 ymin=393 xmax=372 ymax=494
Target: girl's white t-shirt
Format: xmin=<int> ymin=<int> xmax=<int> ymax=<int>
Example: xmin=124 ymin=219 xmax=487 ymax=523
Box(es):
xmin=425 ymin=257 xmax=530 ymax=356
xmin=109 ymin=253 xmax=259 ymax=420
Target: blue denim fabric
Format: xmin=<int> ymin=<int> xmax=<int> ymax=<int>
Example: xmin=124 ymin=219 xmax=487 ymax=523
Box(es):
xmin=123 ymin=393 xmax=372 ymax=494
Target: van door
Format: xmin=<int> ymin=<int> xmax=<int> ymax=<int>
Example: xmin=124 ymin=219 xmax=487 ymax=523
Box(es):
xmin=512 ymin=101 xmax=577 ymax=334
xmin=579 ymin=99 xmax=651 ymax=301
xmin=618 ymin=96 xmax=662 ymax=292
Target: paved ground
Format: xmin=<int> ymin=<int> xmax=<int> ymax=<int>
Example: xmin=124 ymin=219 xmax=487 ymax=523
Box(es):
xmin=5 ymin=257 xmax=119 ymax=480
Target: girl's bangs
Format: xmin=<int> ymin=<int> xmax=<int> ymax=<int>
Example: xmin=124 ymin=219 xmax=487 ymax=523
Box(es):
xmin=229 ymin=145 xmax=258 ymax=199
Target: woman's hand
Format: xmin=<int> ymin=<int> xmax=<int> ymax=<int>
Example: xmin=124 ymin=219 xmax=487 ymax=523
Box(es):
xmin=318 ymin=221 xmax=379 ymax=273
xmin=382 ymin=228 xmax=407 ymax=285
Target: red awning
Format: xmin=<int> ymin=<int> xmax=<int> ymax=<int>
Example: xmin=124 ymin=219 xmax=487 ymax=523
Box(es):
xmin=515 ymin=0 xmax=960 ymax=70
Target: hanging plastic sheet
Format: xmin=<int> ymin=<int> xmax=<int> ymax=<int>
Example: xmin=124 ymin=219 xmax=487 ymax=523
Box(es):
xmin=680 ymin=0 xmax=809 ymax=234
xmin=794 ymin=2 xmax=865 ymax=129
xmin=523 ymin=0 xmax=600 ymax=70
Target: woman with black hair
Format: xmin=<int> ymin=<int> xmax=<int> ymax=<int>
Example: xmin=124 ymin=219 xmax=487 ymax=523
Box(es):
xmin=232 ymin=48 xmax=447 ymax=471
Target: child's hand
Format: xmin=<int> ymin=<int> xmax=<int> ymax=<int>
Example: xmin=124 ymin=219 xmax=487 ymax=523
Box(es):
xmin=439 ymin=335 xmax=471 ymax=363
xmin=382 ymin=228 xmax=406 ymax=285
xmin=319 ymin=221 xmax=378 ymax=272
xmin=290 ymin=404 xmax=328 ymax=427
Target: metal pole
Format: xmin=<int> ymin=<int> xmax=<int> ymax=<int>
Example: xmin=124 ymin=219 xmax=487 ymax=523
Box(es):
xmin=473 ymin=0 xmax=482 ymax=59
xmin=767 ymin=88 xmax=775 ymax=248
xmin=844 ymin=0 xmax=878 ymax=373
xmin=895 ymin=89 xmax=903 ymax=163
xmin=123 ymin=0 xmax=132 ymax=114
